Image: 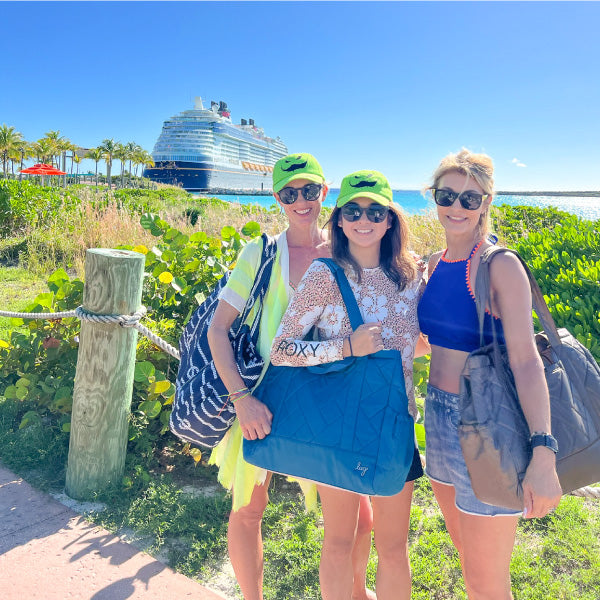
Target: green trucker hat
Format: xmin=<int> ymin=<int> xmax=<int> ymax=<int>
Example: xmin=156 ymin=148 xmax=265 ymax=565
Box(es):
xmin=273 ymin=153 xmax=325 ymax=193
xmin=336 ymin=170 xmax=393 ymax=207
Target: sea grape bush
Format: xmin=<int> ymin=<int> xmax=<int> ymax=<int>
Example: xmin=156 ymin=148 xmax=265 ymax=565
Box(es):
xmin=514 ymin=219 xmax=600 ymax=360
xmin=0 ymin=180 xmax=80 ymax=236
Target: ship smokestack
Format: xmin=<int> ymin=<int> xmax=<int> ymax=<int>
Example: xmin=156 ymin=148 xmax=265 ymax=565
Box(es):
xmin=241 ymin=119 xmax=247 ymax=126
xmin=249 ymin=118 xmax=255 ymax=126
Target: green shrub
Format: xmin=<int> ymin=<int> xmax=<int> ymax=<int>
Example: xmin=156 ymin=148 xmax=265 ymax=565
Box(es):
xmin=513 ymin=218 xmax=600 ymax=360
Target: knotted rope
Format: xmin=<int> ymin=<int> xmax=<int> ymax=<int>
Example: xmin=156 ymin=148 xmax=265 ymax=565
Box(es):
xmin=0 ymin=306 xmax=180 ymax=360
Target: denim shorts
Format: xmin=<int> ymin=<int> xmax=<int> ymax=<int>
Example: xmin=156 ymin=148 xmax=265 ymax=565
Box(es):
xmin=425 ymin=384 xmax=521 ymax=517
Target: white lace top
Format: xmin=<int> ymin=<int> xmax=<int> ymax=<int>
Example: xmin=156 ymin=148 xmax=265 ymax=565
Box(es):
xmin=270 ymin=260 xmax=426 ymax=419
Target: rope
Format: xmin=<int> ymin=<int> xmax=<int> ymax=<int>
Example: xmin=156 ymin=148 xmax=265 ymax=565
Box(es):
xmin=0 ymin=305 xmax=180 ymax=360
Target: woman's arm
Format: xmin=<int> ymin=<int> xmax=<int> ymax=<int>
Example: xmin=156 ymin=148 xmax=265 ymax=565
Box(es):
xmin=490 ymin=252 xmax=562 ymax=517
xmin=208 ymin=300 xmax=273 ymax=441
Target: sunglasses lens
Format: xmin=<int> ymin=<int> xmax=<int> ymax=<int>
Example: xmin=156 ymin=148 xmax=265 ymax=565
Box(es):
xmin=341 ymin=204 xmax=361 ymax=221
xmin=278 ymin=188 xmax=298 ymax=204
xmin=303 ymin=183 xmax=321 ymax=201
xmin=366 ymin=206 xmax=388 ymax=223
xmin=341 ymin=204 xmax=388 ymax=223
xmin=460 ymin=192 xmax=483 ymax=210
xmin=433 ymin=189 xmax=456 ymax=207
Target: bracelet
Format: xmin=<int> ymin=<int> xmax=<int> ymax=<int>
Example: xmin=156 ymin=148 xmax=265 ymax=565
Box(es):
xmin=226 ymin=387 xmax=250 ymax=401
xmin=231 ymin=391 xmax=251 ymax=403
xmin=347 ymin=335 xmax=354 ymax=357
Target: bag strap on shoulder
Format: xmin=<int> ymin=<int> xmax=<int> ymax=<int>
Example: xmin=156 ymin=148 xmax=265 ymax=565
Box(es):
xmin=237 ymin=233 xmax=277 ymax=336
xmin=314 ymin=258 xmax=364 ymax=330
xmin=475 ymin=246 xmax=562 ymax=349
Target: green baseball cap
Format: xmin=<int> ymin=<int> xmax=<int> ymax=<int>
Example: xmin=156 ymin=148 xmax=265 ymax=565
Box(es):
xmin=336 ymin=170 xmax=393 ymax=207
xmin=273 ymin=153 xmax=325 ymax=193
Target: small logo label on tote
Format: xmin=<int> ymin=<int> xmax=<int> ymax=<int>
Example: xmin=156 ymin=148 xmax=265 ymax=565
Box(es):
xmin=355 ymin=462 xmax=369 ymax=477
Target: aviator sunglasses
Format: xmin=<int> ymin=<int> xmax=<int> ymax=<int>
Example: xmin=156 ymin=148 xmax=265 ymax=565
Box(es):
xmin=278 ymin=183 xmax=323 ymax=204
xmin=430 ymin=188 xmax=489 ymax=210
xmin=340 ymin=202 xmax=389 ymax=223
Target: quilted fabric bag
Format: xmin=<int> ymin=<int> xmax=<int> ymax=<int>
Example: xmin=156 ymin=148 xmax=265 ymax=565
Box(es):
xmin=243 ymin=258 xmax=415 ymax=496
xmin=458 ymin=246 xmax=600 ymax=509
xmin=170 ymin=234 xmax=277 ymax=448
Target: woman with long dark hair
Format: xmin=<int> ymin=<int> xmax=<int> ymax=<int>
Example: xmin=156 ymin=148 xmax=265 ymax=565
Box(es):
xmin=270 ymin=170 xmax=428 ymax=600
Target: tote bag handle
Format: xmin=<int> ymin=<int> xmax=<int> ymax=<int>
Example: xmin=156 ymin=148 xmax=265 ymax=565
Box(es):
xmin=474 ymin=246 xmax=563 ymax=350
xmin=314 ymin=258 xmax=365 ymax=331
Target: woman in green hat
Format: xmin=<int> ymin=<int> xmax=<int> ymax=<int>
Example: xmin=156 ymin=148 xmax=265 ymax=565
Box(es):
xmin=208 ymin=154 xmax=375 ymax=600
xmin=270 ymin=170 xmax=428 ymax=600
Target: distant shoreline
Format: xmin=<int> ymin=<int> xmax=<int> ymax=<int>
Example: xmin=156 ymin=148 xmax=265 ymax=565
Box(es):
xmin=495 ymin=190 xmax=600 ymax=197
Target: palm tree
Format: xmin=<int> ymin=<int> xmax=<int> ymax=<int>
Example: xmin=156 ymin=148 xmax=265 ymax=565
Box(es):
xmin=114 ymin=143 xmax=127 ymax=189
xmin=0 ymin=124 xmax=25 ymax=179
xmin=32 ymin=138 xmax=55 ymax=164
xmin=17 ymin=141 xmax=32 ymax=182
xmin=132 ymin=148 xmax=154 ymax=188
xmin=31 ymin=138 xmax=57 ymax=186
xmin=85 ymin=147 xmax=104 ymax=189
xmin=99 ymin=138 xmax=118 ymax=190
xmin=73 ymin=153 xmax=81 ymax=183
xmin=125 ymin=142 xmax=140 ymax=188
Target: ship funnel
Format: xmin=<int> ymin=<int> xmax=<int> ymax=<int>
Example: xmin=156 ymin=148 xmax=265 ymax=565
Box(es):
xmin=249 ymin=118 xmax=255 ymax=126
xmin=194 ymin=97 xmax=204 ymax=110
xmin=241 ymin=118 xmax=247 ymax=126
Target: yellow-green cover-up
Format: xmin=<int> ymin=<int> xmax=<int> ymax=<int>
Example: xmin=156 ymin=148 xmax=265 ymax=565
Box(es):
xmin=208 ymin=231 xmax=317 ymax=511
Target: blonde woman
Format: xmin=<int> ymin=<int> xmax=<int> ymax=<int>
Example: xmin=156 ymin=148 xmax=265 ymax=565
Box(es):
xmin=417 ymin=149 xmax=562 ymax=599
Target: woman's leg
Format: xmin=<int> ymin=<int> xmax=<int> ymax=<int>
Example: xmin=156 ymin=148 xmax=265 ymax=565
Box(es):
xmin=370 ymin=482 xmax=414 ymax=600
xmin=431 ymin=480 xmax=519 ymax=600
xmin=351 ymin=495 xmax=377 ymax=600
xmin=228 ymin=473 xmax=272 ymax=600
xmin=318 ymin=485 xmax=361 ymax=600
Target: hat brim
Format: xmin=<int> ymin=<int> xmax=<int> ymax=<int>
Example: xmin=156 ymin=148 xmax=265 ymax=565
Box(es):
xmin=336 ymin=191 xmax=392 ymax=208
xmin=273 ymin=173 xmax=324 ymax=193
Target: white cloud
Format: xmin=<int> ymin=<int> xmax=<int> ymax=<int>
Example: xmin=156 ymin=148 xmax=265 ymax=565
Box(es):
xmin=511 ymin=158 xmax=527 ymax=167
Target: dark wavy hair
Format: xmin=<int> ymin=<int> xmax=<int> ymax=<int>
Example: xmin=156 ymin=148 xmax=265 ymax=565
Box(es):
xmin=327 ymin=203 xmax=417 ymax=290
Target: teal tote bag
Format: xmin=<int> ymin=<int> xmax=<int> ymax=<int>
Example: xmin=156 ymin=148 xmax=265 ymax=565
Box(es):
xmin=243 ymin=259 xmax=414 ymax=496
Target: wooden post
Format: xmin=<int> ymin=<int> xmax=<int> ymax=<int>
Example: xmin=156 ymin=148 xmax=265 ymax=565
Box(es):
xmin=65 ymin=249 xmax=145 ymax=500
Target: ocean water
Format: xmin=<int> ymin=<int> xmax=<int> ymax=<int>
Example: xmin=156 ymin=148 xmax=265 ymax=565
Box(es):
xmin=197 ymin=190 xmax=600 ymax=221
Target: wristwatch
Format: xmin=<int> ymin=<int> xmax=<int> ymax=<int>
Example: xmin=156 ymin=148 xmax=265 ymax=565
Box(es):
xmin=530 ymin=432 xmax=559 ymax=454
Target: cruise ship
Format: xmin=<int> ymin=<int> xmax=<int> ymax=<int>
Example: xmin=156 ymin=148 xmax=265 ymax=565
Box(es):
xmin=143 ymin=97 xmax=288 ymax=192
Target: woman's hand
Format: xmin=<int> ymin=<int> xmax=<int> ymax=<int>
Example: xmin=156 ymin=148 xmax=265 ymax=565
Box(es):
xmin=348 ymin=323 xmax=384 ymax=356
xmin=235 ymin=394 xmax=273 ymax=440
xmin=521 ymin=448 xmax=562 ymax=518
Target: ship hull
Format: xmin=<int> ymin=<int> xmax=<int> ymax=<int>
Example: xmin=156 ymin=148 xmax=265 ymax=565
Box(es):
xmin=143 ymin=161 xmax=273 ymax=193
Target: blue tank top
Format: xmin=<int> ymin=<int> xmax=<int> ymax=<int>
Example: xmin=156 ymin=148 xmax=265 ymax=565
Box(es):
xmin=417 ymin=241 xmax=505 ymax=352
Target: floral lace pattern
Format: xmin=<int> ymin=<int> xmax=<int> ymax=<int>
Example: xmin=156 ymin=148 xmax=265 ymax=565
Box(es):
xmin=270 ymin=260 xmax=425 ymax=419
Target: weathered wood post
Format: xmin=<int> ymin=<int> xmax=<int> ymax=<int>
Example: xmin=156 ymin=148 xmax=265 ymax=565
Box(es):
xmin=65 ymin=248 xmax=145 ymax=500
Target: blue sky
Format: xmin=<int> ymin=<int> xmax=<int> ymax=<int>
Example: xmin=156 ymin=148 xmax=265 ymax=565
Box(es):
xmin=1 ymin=1 xmax=599 ymax=191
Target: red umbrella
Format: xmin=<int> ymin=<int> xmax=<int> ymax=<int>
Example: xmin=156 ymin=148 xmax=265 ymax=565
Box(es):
xmin=20 ymin=163 xmax=67 ymax=186
xmin=20 ymin=163 xmax=67 ymax=175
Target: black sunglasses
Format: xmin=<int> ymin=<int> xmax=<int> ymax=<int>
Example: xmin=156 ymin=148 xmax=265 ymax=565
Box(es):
xmin=340 ymin=202 xmax=389 ymax=223
xmin=278 ymin=183 xmax=322 ymax=205
xmin=430 ymin=188 xmax=489 ymax=210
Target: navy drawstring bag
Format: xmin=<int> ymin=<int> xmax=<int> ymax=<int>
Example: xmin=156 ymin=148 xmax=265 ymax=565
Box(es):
xmin=171 ymin=234 xmax=277 ymax=448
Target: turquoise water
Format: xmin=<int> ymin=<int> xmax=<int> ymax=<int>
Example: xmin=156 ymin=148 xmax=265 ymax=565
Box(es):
xmin=195 ymin=190 xmax=600 ymax=221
